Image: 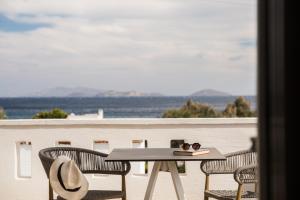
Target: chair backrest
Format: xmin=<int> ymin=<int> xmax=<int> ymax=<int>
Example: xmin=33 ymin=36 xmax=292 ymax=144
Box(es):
xmin=39 ymin=147 xmax=109 ymax=178
xmin=224 ymin=150 xmax=257 ymax=171
xmin=201 ymin=149 xmax=257 ymax=175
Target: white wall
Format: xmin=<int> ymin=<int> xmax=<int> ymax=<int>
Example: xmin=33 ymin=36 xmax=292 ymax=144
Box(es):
xmin=0 ymin=118 xmax=257 ymax=200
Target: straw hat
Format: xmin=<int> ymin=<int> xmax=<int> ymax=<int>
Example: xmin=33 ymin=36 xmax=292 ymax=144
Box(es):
xmin=49 ymin=156 xmax=88 ymax=200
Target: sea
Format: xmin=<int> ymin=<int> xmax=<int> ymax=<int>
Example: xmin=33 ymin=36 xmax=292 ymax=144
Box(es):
xmin=0 ymin=96 xmax=256 ymax=119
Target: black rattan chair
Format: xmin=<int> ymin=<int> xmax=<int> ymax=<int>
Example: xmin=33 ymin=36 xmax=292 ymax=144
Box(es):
xmin=39 ymin=147 xmax=131 ymax=200
xmin=200 ymin=148 xmax=258 ymax=200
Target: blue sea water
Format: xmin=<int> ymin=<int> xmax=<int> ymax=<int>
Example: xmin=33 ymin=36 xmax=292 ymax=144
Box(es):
xmin=0 ymin=96 xmax=256 ymax=119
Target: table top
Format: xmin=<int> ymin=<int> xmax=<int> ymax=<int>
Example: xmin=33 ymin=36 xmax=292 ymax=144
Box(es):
xmin=105 ymin=148 xmax=226 ymax=162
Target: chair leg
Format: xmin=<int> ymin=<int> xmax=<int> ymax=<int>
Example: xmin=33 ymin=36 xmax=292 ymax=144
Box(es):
xmin=49 ymin=180 xmax=53 ymax=200
xmin=122 ymin=175 xmax=126 ymax=200
xmin=236 ymin=184 xmax=243 ymax=200
xmin=204 ymin=175 xmax=209 ymax=200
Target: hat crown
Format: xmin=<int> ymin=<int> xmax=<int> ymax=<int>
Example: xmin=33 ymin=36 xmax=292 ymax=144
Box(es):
xmin=61 ymin=160 xmax=82 ymax=189
xmin=49 ymin=155 xmax=89 ymax=200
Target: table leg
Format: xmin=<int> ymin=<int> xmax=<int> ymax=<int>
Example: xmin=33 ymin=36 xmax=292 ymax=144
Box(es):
xmin=144 ymin=161 xmax=161 ymax=200
xmin=144 ymin=161 xmax=185 ymax=200
xmin=168 ymin=161 xmax=185 ymax=200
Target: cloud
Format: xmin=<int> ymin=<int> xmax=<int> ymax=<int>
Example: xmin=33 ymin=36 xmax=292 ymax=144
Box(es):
xmin=0 ymin=0 xmax=257 ymax=96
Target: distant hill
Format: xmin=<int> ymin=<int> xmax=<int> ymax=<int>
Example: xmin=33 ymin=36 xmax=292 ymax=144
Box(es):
xmin=30 ymin=87 xmax=101 ymax=97
xmin=29 ymin=87 xmax=164 ymax=97
xmin=26 ymin=87 xmax=231 ymax=97
xmin=96 ymin=90 xmax=163 ymax=97
xmin=190 ymin=89 xmax=231 ymax=97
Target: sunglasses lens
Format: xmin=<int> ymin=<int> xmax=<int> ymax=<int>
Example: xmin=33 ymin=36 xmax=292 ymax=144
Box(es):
xmin=182 ymin=143 xmax=190 ymax=150
xmin=192 ymin=143 xmax=201 ymax=150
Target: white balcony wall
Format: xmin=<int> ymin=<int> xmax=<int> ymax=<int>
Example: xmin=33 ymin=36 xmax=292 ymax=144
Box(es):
xmin=94 ymin=140 xmax=110 ymax=154
xmin=132 ymin=140 xmax=147 ymax=175
xmin=0 ymin=118 xmax=257 ymax=200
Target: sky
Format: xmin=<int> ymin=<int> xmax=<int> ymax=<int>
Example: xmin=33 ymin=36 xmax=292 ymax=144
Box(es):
xmin=0 ymin=0 xmax=257 ymax=97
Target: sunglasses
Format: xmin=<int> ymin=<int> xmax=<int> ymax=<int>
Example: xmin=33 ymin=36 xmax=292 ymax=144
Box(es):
xmin=181 ymin=143 xmax=201 ymax=151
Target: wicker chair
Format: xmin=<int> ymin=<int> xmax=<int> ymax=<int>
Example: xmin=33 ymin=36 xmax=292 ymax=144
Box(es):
xmin=39 ymin=147 xmax=131 ymax=200
xmin=200 ymin=149 xmax=258 ymax=200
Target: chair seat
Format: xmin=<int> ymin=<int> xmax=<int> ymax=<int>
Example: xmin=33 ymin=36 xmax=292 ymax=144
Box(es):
xmin=205 ymin=190 xmax=258 ymax=200
xmin=57 ymin=190 xmax=124 ymax=200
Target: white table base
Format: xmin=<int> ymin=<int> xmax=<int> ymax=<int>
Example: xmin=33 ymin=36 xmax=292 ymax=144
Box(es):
xmin=144 ymin=161 xmax=185 ymax=200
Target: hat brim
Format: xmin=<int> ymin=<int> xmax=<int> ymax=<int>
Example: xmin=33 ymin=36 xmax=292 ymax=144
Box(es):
xmin=49 ymin=156 xmax=89 ymax=200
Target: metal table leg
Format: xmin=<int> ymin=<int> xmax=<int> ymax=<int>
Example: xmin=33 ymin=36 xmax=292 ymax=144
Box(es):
xmin=144 ymin=161 xmax=185 ymax=200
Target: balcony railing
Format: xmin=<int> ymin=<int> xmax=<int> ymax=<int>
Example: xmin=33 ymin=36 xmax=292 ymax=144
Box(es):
xmin=0 ymin=118 xmax=257 ymax=200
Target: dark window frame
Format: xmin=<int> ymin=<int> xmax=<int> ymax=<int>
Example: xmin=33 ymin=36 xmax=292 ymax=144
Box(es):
xmin=258 ymin=0 xmax=296 ymax=199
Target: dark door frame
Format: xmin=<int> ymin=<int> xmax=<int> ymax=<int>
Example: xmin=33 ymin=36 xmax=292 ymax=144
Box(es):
xmin=258 ymin=0 xmax=297 ymax=199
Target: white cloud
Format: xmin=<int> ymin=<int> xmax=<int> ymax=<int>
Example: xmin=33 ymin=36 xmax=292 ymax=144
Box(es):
xmin=0 ymin=0 xmax=257 ymax=96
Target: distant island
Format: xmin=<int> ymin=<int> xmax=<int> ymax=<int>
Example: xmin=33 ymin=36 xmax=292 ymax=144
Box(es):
xmin=190 ymin=89 xmax=232 ymax=97
xmin=29 ymin=87 xmax=164 ymax=97
xmin=24 ymin=87 xmax=233 ymax=97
